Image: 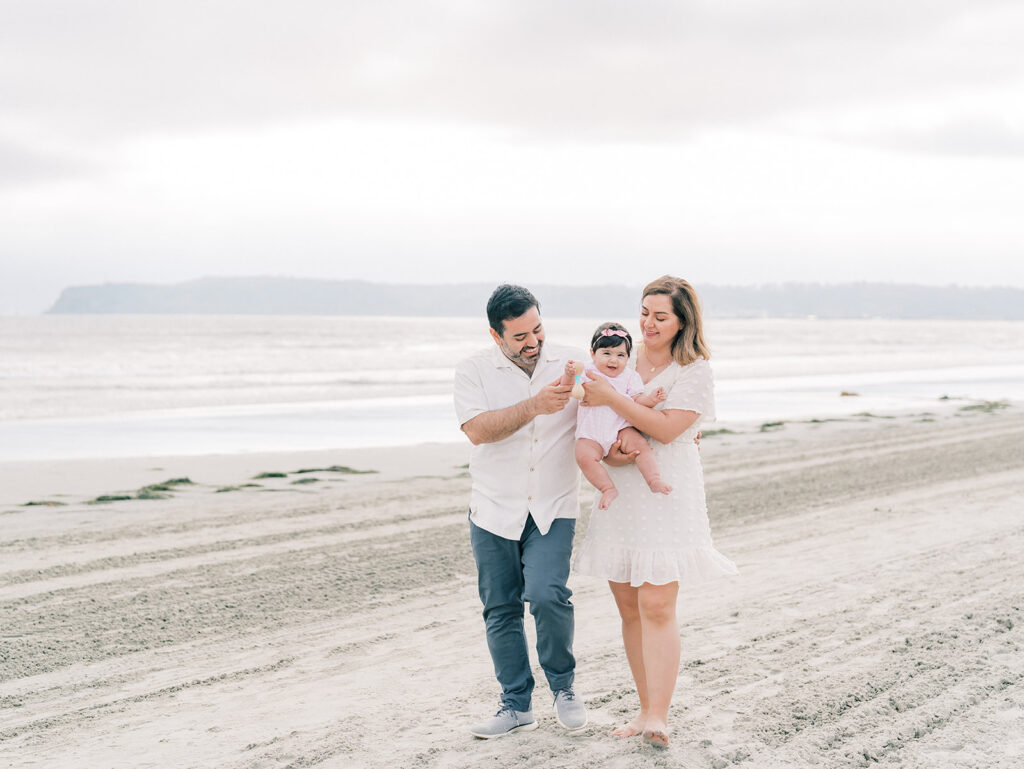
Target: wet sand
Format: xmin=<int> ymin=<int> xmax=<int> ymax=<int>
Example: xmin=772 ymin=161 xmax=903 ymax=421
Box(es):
xmin=1 ymin=407 xmax=1022 ymax=768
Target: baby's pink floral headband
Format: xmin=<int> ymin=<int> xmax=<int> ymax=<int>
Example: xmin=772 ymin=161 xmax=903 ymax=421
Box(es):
xmin=600 ymin=329 xmax=628 ymax=338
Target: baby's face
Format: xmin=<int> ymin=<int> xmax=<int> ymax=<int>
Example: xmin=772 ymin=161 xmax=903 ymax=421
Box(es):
xmin=591 ymin=343 xmax=629 ymax=377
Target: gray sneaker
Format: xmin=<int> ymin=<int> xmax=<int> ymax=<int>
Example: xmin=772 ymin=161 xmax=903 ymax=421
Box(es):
xmin=469 ymin=705 xmax=538 ymax=739
xmin=552 ymin=687 xmax=588 ymax=731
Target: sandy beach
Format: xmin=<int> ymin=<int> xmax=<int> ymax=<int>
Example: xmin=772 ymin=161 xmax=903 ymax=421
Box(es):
xmin=2 ymin=405 xmax=1023 ymax=768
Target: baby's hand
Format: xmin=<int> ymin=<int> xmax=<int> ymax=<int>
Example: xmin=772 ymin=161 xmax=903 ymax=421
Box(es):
xmin=651 ymin=386 xmax=667 ymax=404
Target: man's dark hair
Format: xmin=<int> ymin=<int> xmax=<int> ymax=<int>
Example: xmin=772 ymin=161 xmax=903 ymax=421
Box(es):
xmin=486 ymin=284 xmax=540 ymax=335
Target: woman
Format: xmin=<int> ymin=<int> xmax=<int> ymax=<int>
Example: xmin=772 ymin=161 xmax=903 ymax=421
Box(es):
xmin=574 ymin=275 xmax=738 ymax=748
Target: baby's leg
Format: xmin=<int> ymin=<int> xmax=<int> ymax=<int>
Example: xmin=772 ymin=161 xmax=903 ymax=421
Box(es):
xmin=575 ymin=438 xmax=619 ymax=509
xmin=618 ymin=427 xmax=672 ymax=495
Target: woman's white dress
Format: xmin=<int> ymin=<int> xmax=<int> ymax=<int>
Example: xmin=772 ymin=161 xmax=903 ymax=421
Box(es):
xmin=573 ymin=358 xmax=738 ymax=587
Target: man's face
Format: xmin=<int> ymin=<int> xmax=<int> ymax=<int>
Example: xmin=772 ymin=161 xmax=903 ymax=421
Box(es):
xmin=490 ymin=306 xmax=545 ymax=372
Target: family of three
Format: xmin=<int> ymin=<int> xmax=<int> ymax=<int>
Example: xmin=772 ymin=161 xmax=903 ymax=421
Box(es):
xmin=453 ymin=276 xmax=738 ymax=749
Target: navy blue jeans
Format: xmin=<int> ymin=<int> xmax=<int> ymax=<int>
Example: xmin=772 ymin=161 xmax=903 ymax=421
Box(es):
xmin=469 ymin=514 xmax=576 ymax=712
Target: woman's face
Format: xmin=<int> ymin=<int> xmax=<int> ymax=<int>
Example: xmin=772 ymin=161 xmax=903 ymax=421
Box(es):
xmin=639 ymin=293 xmax=681 ymax=352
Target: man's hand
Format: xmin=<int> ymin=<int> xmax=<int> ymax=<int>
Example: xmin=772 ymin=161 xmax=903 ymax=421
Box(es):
xmin=603 ymin=439 xmax=640 ymax=466
xmin=531 ymin=377 xmax=574 ymax=415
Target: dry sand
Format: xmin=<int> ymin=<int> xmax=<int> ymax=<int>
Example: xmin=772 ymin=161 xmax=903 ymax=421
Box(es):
xmin=1 ymin=406 xmax=1022 ymax=768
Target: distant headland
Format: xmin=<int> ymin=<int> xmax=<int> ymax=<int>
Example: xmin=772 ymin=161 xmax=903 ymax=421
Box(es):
xmin=46 ymin=277 xmax=1024 ymax=320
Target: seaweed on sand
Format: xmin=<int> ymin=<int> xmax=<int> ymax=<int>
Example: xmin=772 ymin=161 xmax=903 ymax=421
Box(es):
xmin=958 ymin=400 xmax=1009 ymax=414
xmin=215 ymin=483 xmax=263 ymax=493
xmin=295 ymin=465 xmax=378 ymax=475
xmin=87 ymin=477 xmax=197 ymax=504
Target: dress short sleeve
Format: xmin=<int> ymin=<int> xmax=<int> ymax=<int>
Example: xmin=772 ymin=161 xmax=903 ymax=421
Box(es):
xmin=661 ymin=359 xmax=715 ymax=421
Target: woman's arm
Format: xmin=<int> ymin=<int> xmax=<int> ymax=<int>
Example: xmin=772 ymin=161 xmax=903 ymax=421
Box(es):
xmin=582 ymin=377 xmax=698 ymax=444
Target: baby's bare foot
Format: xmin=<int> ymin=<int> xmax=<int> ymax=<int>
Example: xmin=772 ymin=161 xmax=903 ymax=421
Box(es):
xmin=560 ymin=360 xmax=576 ymax=387
xmin=649 ymin=479 xmax=672 ymax=495
xmin=598 ymin=487 xmax=619 ymax=509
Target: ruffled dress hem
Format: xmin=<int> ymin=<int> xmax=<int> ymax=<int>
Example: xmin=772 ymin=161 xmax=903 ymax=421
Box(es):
xmin=573 ymin=541 xmax=739 ymax=588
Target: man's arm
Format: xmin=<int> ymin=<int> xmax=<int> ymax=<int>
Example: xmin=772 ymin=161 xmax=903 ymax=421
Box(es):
xmin=461 ymin=376 xmax=573 ymax=446
xmin=461 ymin=399 xmax=540 ymax=445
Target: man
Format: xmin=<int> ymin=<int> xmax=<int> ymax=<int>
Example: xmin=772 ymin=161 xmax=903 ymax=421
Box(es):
xmin=453 ymin=284 xmax=589 ymax=738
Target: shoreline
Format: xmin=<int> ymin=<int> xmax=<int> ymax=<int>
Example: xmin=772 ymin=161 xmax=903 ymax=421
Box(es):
xmin=3 ymin=388 xmax=1020 ymax=458
xmin=1 ymin=397 xmax=1014 ymax=509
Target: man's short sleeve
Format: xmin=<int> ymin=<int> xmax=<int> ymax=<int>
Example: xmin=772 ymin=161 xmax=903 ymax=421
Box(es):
xmin=453 ymin=358 xmax=489 ymax=427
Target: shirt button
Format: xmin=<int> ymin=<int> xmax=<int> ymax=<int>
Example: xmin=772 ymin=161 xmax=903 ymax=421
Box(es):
xmin=530 ymin=467 xmax=534 ymax=472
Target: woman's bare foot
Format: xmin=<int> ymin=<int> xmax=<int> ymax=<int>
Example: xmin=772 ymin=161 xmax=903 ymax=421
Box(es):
xmin=598 ymin=487 xmax=619 ymax=509
xmin=611 ymin=714 xmax=646 ymax=738
xmin=649 ymin=479 xmax=672 ymax=495
xmin=642 ymin=720 xmax=670 ymax=748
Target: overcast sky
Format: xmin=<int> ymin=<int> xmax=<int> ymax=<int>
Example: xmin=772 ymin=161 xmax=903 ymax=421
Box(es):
xmin=2 ymin=0 xmax=1023 ymax=314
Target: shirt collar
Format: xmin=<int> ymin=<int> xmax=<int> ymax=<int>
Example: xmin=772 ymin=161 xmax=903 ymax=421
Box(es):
xmin=490 ymin=345 xmax=514 ymax=368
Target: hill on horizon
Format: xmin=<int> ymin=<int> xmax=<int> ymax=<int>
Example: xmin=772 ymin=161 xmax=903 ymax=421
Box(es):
xmin=45 ymin=277 xmax=1024 ymax=320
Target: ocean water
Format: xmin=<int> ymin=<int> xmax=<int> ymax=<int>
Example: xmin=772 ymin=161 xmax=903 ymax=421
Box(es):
xmin=1 ymin=315 xmax=1022 ymax=461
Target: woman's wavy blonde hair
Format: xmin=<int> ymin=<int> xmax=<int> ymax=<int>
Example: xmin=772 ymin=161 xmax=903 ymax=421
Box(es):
xmin=641 ymin=275 xmax=710 ymax=365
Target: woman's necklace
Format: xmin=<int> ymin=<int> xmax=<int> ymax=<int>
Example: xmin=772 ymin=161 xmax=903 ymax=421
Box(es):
xmin=641 ymin=345 xmax=671 ymax=373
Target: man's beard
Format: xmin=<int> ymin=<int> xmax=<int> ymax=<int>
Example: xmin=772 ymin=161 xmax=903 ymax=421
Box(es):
xmin=504 ymin=339 xmax=543 ymax=370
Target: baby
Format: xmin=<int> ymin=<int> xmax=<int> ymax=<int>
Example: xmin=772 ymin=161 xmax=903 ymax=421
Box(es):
xmin=567 ymin=322 xmax=672 ymax=510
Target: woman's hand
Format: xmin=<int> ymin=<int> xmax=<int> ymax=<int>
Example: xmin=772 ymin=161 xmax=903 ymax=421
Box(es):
xmin=616 ymin=429 xmax=647 ymax=456
xmin=603 ymin=439 xmax=639 ymax=466
xmin=581 ymin=375 xmax=617 ymax=407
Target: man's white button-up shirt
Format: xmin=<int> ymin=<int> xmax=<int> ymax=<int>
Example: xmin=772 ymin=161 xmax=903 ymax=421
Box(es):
xmin=453 ymin=343 xmax=582 ymax=540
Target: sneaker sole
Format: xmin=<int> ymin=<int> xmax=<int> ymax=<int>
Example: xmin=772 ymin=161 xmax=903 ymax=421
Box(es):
xmin=553 ymin=705 xmax=589 ymax=733
xmin=470 ymin=721 xmax=539 ymax=739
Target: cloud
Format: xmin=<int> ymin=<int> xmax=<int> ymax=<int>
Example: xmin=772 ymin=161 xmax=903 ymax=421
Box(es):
xmin=4 ymin=0 xmax=1024 ymax=315
xmin=0 ymin=138 xmax=93 ymax=186
xmin=850 ymin=118 xmax=1024 ymax=156
xmin=1 ymin=0 xmax=1023 ymax=144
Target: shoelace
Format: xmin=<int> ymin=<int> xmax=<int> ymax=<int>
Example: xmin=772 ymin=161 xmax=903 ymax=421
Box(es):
xmin=557 ymin=688 xmax=576 ymax=701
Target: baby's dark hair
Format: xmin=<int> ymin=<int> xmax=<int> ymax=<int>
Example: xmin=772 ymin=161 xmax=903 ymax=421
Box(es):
xmin=590 ymin=322 xmax=633 ymax=355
